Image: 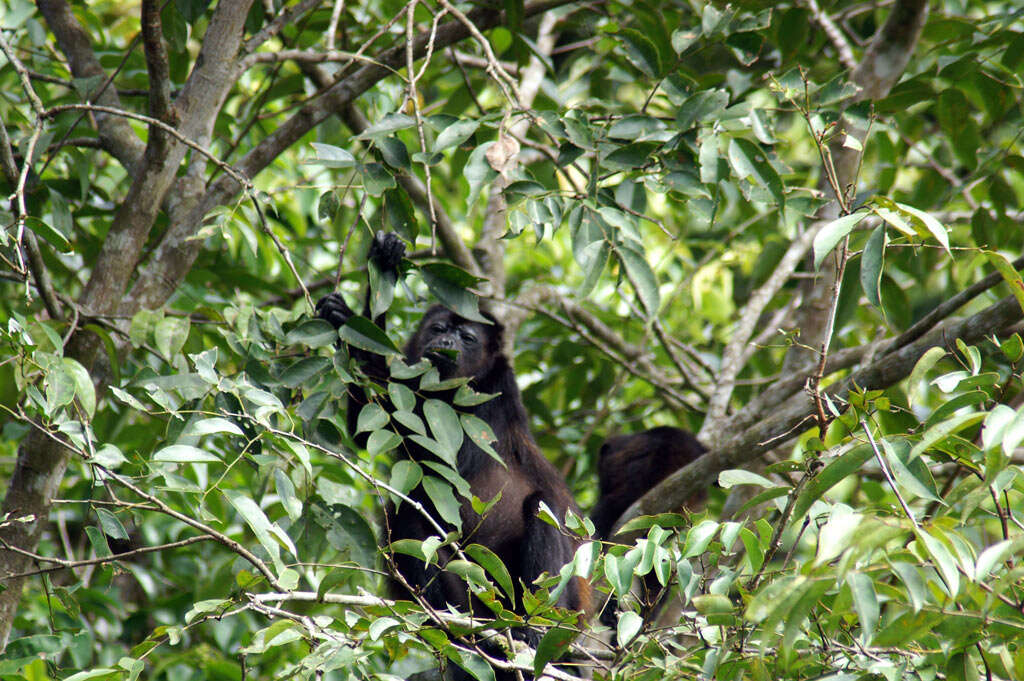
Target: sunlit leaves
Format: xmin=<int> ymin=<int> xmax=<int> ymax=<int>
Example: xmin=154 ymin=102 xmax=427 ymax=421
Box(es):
xmin=812 ymin=210 xmax=869 ymax=269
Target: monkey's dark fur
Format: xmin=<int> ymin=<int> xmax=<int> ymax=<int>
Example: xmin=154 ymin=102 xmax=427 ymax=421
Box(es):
xmin=316 ymin=233 xmax=590 ymax=662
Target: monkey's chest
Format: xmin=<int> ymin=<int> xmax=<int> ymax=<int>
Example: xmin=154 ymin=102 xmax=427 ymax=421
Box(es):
xmin=458 ymin=463 xmax=530 ymax=549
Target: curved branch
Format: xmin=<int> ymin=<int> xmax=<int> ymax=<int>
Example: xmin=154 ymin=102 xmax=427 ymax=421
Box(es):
xmin=701 ymin=224 xmax=817 ymax=443
xmin=614 ymin=293 xmax=1024 ymax=533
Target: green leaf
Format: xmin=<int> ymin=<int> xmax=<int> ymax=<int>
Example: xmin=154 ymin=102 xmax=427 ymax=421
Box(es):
xmin=279 ymin=356 xmax=331 ymax=388
xmin=915 ymin=529 xmax=960 ymax=597
xmin=999 ymin=402 xmax=1024 ymax=456
xmin=368 ymin=248 xmax=401 ymax=320
xmin=356 ymin=113 xmax=416 ymax=139
xmin=460 ymin=413 xmax=501 ymax=463
xmin=154 ymin=316 xmax=190 ymax=360
xmin=224 ymin=489 xmax=288 ymax=572
xmin=617 ymin=28 xmax=662 ymax=78
xmin=356 ymin=403 xmax=389 ymax=433
xmin=465 ymin=142 xmax=498 ymax=205
xmin=616 ymin=611 xmax=643 ymax=645
xmin=85 ymin=526 xmax=112 ymax=558
xmin=614 ymin=513 xmax=688 ymax=534
xmin=464 ymin=543 xmax=514 ymax=600
xmin=338 ymin=315 xmax=401 ymax=356
xmin=368 ymin=617 xmax=400 ymax=641
xmin=692 ymin=593 xmax=733 ymax=614
xmin=309 ymin=142 xmax=356 ymax=168
xmin=907 ymin=411 xmax=985 ymax=461
xmin=393 ymin=409 xmax=426 ymax=436
xmin=792 ymin=444 xmax=874 ymax=522
xmin=377 ymin=137 xmax=411 ymax=169
xmin=907 ymin=346 xmax=946 ymax=408
xmin=699 ymin=132 xmax=720 ymax=184
xmin=361 ymin=162 xmax=396 ymax=196
xmin=602 ymin=552 xmax=630 ymax=596
xmin=424 ymin=399 xmax=464 ymax=460
xmin=409 ymin=434 xmax=457 ymax=468
xmin=860 ymin=225 xmax=886 ymax=307
xmin=676 ymin=89 xmax=729 ymax=131
xmin=682 ymin=520 xmax=719 ymax=558
xmin=447 ymin=648 xmax=495 ymax=681
xmin=1000 ymin=333 xmax=1024 ymax=363
xmin=718 ymin=470 xmax=774 ymax=488
xmin=433 ymin=119 xmax=479 ymax=152
xmin=727 ymin=138 xmax=785 ymax=206
xmin=889 ymin=561 xmax=927 ymax=612
xmin=608 ymin=114 xmax=665 ymax=140
xmin=534 ymin=627 xmax=578 ymax=679
xmin=981 ymin=404 xmax=1015 ymax=452
xmin=383 ymin=187 xmax=417 ymax=241
xmin=846 ymin=572 xmax=879 ymax=643
xmin=319 ymin=502 xmax=378 ymax=569
xmin=64 ymin=670 xmax=120 ymax=681
xmin=812 ymin=210 xmax=869 ymax=269
xmin=389 ymin=460 xmax=422 ymax=499
xmin=616 ymin=245 xmax=660 ymax=318
xmin=152 ymin=445 xmax=221 ymax=463
xmin=62 ymin=357 xmax=96 ymax=418
xmin=604 ymin=141 xmax=659 ymax=169
xmin=880 ymin=438 xmax=942 ymax=503
xmin=285 ymin=318 xmax=337 ymax=348
xmin=985 ymin=250 xmax=1024 ymax=314
xmin=275 ymin=470 xmax=301 ymax=521
xmin=183 ymin=417 xmax=245 ymax=438
xmin=894 ymin=201 xmax=950 ymax=253
xmin=95 ymin=508 xmax=129 ymax=541
xmin=419 ymin=263 xmax=489 ymax=323
xmin=367 ymin=429 xmax=402 ymax=456
xmin=25 ymin=215 xmax=71 ymax=253
xmin=421 ymin=476 xmax=462 ymax=531
xmin=388 ymin=382 xmax=416 ymax=411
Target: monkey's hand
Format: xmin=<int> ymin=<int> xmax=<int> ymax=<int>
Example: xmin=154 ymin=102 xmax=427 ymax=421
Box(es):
xmin=368 ymin=231 xmax=406 ymax=275
xmin=315 ymin=293 xmax=355 ymax=330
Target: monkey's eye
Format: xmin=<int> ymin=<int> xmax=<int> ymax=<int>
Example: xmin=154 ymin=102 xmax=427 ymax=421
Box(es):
xmin=460 ymin=330 xmax=477 ymax=344
xmin=430 ymin=323 xmax=446 ymax=334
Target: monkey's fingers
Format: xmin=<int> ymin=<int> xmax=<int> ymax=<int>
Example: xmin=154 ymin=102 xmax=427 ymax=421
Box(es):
xmin=369 ymin=231 xmax=407 ymax=273
xmin=316 ymin=292 xmax=355 ymax=329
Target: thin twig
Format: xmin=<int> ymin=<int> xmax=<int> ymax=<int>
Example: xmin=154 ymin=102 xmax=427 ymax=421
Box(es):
xmin=1 ymin=535 xmax=215 ymax=580
xmin=326 ymin=0 xmax=345 ymax=51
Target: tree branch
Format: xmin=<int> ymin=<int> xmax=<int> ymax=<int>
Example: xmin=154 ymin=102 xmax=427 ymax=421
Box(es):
xmin=140 ymin=0 xmax=173 ymax=133
xmin=701 ymin=224 xmax=817 ymax=444
xmin=128 ymin=0 xmax=575 ymax=318
xmin=614 ymin=293 xmax=1024 ymax=533
xmin=478 ymin=11 xmax=558 ymax=321
xmin=36 ymin=0 xmax=145 ymax=169
xmin=1 ymin=535 xmax=214 ymax=580
xmin=803 ymin=0 xmax=857 ymax=71
xmin=780 ymin=0 xmax=930 ymax=375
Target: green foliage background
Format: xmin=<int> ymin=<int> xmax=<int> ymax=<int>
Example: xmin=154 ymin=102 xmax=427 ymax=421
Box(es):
xmin=1 ymin=0 xmax=1024 ymax=679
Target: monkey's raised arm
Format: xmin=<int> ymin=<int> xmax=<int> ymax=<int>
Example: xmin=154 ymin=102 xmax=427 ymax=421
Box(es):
xmin=316 ymin=231 xmax=406 ymax=445
xmin=316 ymin=231 xmax=406 ymax=331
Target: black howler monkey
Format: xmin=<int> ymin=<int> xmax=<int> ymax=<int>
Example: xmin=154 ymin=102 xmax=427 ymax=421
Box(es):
xmin=316 ymin=232 xmax=590 ymax=646
xmin=590 ymin=426 xmax=706 ymax=628
xmin=590 ymin=426 xmax=707 ymax=540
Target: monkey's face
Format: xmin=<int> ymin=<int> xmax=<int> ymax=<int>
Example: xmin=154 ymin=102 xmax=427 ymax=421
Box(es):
xmin=409 ymin=308 xmax=496 ymax=380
